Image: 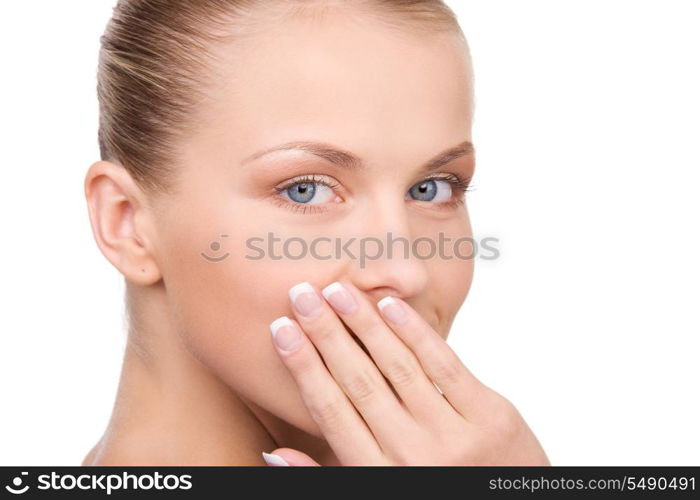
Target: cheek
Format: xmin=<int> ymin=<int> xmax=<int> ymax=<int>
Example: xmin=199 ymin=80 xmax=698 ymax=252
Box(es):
xmin=421 ymin=218 xmax=474 ymax=336
xmin=451 ymin=258 xmax=474 ymax=310
xmin=159 ymin=222 xmax=327 ymax=436
xmin=429 ymin=253 xmax=473 ymax=338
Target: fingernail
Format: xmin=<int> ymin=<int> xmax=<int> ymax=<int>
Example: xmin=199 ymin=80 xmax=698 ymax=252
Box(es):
xmin=289 ymin=281 xmax=322 ymax=318
xmin=270 ymin=316 xmax=302 ymax=351
xmin=262 ymin=451 xmax=290 ymax=466
xmin=321 ymin=282 xmax=357 ymax=315
xmin=377 ymin=296 xmax=407 ymax=325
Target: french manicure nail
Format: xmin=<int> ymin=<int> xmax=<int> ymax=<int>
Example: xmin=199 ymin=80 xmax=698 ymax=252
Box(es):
xmin=321 ymin=282 xmax=357 ymax=314
xmin=269 ymin=316 xmax=302 ymax=351
xmin=377 ymin=296 xmax=408 ymax=325
xmin=262 ymin=451 xmax=290 ymax=466
xmin=289 ymin=281 xmax=322 ymax=318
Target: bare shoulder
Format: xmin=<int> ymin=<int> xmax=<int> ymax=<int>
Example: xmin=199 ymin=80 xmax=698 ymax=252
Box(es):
xmin=81 ymin=437 xmax=106 ymax=466
xmin=81 ymin=445 xmax=98 ymax=466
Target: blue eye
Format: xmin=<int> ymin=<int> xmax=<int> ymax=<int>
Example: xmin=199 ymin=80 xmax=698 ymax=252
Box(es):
xmin=286 ymin=182 xmax=316 ymax=203
xmin=277 ymin=175 xmax=337 ymax=205
xmin=407 ymin=179 xmax=453 ymax=203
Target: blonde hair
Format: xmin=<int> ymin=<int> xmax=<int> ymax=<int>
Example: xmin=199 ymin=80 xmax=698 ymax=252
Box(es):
xmin=97 ymin=0 xmax=465 ymax=193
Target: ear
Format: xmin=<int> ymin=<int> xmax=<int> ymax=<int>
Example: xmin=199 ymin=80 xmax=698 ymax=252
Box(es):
xmin=84 ymin=160 xmax=162 ymax=285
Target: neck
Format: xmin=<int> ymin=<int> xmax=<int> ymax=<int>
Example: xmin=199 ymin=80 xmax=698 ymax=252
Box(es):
xmin=83 ymin=281 xmax=338 ymax=466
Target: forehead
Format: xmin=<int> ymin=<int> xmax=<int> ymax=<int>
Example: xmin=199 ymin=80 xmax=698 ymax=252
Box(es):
xmin=200 ymin=11 xmax=473 ymax=164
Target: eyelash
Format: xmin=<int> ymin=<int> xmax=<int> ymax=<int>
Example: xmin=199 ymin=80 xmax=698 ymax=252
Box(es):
xmin=272 ymin=173 xmax=474 ymax=215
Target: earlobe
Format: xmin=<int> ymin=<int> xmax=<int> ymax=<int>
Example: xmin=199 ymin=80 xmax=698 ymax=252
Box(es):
xmin=84 ymin=160 xmax=162 ymax=285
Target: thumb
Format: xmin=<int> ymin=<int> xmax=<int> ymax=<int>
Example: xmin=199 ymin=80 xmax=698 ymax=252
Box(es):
xmin=262 ymin=447 xmax=321 ymax=466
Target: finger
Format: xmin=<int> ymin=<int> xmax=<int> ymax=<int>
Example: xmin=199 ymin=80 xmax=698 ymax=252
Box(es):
xmin=287 ymin=282 xmax=416 ymax=446
xmin=263 ymin=448 xmax=320 ymax=466
xmin=375 ymin=296 xmax=489 ymax=421
xmin=320 ymin=280 xmax=452 ymax=423
xmin=269 ymin=316 xmax=384 ymax=465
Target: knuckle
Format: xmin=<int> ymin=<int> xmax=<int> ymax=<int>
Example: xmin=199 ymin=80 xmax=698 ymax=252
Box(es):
xmin=490 ymin=395 xmax=520 ymax=435
xmin=430 ymin=358 xmax=464 ymax=388
xmin=306 ymin=394 xmax=345 ymax=430
xmin=384 ymin=358 xmax=418 ymax=388
xmin=343 ymin=369 xmax=380 ymax=405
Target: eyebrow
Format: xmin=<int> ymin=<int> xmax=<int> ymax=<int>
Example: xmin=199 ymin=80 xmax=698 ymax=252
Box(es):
xmin=242 ymin=140 xmax=474 ymax=172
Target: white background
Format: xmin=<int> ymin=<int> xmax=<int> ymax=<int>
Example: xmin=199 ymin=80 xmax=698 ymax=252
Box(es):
xmin=1 ymin=1 xmax=698 ymax=465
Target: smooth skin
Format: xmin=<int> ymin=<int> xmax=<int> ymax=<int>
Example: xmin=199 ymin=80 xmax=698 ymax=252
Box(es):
xmin=268 ymin=280 xmax=549 ymax=466
xmin=82 ymin=3 xmax=548 ymax=466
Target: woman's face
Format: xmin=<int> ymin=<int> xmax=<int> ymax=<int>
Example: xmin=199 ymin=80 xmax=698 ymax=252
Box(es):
xmin=149 ymin=11 xmax=475 ymax=437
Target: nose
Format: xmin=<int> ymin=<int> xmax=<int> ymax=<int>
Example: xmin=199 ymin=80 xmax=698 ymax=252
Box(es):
xmin=344 ymin=200 xmax=430 ymax=303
